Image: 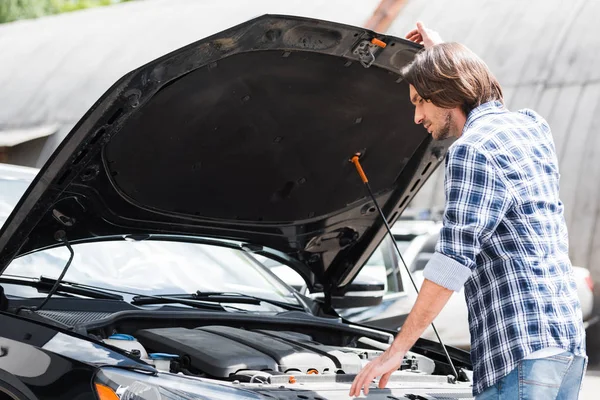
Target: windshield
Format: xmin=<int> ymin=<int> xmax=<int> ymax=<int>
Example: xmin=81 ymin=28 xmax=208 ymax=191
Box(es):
xmin=0 ymin=170 xmax=298 ymax=308
xmin=3 ymin=240 xmax=298 ymax=305
xmin=3 ymin=240 xmax=299 ymax=306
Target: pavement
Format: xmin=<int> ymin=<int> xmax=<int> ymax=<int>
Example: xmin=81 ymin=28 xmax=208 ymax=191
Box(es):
xmin=581 ymin=370 xmax=600 ymax=399
xmin=581 ymin=291 xmax=600 ymax=399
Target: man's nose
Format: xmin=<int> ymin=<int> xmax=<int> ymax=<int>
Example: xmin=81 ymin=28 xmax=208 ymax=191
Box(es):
xmin=414 ymin=109 xmax=424 ymax=125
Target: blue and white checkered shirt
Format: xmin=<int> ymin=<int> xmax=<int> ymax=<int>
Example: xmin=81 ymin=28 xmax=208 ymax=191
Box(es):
xmin=422 ymin=100 xmax=586 ymax=395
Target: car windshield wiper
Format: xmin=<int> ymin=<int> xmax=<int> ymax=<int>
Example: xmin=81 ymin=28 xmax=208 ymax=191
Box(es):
xmin=4 ymin=274 xmax=229 ymax=312
xmin=0 ymin=275 xmax=123 ymax=301
xmin=129 ymin=294 xmax=228 ymax=311
xmin=131 ymin=291 xmax=304 ymax=311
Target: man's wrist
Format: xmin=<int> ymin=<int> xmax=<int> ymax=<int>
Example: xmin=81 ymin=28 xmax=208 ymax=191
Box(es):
xmin=390 ymin=336 xmax=410 ymax=354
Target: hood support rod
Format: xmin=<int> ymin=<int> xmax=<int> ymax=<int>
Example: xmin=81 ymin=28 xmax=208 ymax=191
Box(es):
xmin=350 ymin=153 xmax=459 ymax=381
xmin=35 ymin=230 xmax=75 ymax=311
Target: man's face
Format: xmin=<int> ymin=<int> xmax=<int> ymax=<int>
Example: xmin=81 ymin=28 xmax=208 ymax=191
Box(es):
xmin=409 ymin=85 xmax=454 ymax=141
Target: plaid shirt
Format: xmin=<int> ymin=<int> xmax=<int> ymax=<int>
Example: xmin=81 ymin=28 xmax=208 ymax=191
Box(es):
xmin=422 ymin=101 xmax=586 ymax=395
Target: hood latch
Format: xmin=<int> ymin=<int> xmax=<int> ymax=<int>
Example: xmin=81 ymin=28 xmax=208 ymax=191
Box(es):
xmin=353 ymin=38 xmax=387 ymax=68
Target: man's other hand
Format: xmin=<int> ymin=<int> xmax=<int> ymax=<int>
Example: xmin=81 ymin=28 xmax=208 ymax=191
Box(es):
xmin=405 ymin=21 xmax=443 ymax=48
xmin=349 ymin=278 xmax=455 ymax=397
xmin=349 ymin=347 xmax=406 ymax=396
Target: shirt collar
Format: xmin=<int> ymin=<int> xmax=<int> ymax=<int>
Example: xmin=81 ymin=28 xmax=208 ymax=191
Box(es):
xmin=462 ymin=100 xmax=506 ymax=136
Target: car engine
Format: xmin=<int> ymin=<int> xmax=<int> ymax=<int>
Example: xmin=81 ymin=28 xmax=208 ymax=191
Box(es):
xmin=105 ymin=325 xmax=435 ymax=382
xmin=19 ymin=306 xmax=475 ymax=399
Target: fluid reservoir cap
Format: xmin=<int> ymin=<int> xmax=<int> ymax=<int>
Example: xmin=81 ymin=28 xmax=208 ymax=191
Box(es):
xmin=108 ymin=334 xmax=136 ymax=341
xmin=149 ymin=353 xmax=179 ymax=360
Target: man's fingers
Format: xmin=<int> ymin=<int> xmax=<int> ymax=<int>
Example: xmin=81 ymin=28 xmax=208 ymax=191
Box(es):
xmin=350 ymin=374 xmax=361 ymax=396
xmin=350 ymin=370 xmax=375 ymax=396
xmin=413 ymin=20 xmax=443 ymax=47
xmin=354 ymin=377 xmax=363 ymax=397
xmin=406 ymin=32 xmax=423 ymax=44
xmin=349 ymin=371 xmax=360 ymax=396
xmin=407 ymin=32 xmax=421 ymax=41
xmin=350 ymin=364 xmax=371 ymax=396
xmin=362 ymin=372 xmax=375 ymax=396
xmin=379 ymin=371 xmax=392 ymax=389
xmin=405 ymin=28 xmax=419 ymax=39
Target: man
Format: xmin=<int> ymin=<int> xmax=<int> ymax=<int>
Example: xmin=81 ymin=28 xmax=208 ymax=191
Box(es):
xmin=350 ymin=22 xmax=587 ymax=399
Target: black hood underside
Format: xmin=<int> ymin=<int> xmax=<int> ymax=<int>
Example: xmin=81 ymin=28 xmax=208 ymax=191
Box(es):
xmin=0 ymin=15 xmax=451 ymax=290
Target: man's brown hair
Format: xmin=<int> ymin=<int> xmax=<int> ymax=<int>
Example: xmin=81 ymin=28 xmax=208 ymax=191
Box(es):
xmin=401 ymin=42 xmax=504 ymax=116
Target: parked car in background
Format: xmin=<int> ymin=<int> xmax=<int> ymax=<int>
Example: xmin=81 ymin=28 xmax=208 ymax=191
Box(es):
xmin=337 ymin=219 xmax=472 ymax=348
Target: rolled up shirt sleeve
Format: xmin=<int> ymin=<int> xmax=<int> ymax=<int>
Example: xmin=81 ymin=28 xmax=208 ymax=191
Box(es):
xmin=423 ymin=143 xmax=513 ymax=291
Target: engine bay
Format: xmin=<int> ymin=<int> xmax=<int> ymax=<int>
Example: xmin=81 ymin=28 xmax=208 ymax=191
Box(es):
xmin=108 ymin=324 xmax=436 ymax=381
xmin=3 ymin=300 xmax=475 ymax=398
xmin=81 ymin=314 xmax=477 ymax=399
xmin=22 ymin=303 xmax=473 ymax=380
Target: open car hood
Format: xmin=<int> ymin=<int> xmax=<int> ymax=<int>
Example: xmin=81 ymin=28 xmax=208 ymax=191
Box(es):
xmin=0 ymin=15 xmax=451 ymax=291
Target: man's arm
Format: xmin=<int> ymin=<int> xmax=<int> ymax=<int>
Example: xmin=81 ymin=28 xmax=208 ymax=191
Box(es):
xmin=349 ymin=279 xmax=453 ymax=396
xmin=424 ymin=144 xmax=513 ymax=288
xmin=389 ymin=279 xmax=453 ymax=354
xmin=350 ymin=143 xmax=513 ymax=397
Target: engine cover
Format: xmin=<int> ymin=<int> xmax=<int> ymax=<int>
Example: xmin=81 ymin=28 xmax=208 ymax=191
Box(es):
xmin=135 ymin=325 xmax=366 ymax=378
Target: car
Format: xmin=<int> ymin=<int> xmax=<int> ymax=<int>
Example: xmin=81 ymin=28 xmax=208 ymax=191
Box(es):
xmin=0 ymin=15 xmax=477 ymax=400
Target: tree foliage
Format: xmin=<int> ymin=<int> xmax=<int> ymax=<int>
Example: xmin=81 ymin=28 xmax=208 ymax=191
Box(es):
xmin=0 ymin=0 xmax=133 ymax=24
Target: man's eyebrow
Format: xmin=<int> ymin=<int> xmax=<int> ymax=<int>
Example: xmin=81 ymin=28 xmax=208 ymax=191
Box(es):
xmin=410 ymin=93 xmax=419 ymax=104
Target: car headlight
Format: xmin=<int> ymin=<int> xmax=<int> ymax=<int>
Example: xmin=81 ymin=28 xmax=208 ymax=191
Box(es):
xmin=94 ymin=367 xmax=267 ymax=400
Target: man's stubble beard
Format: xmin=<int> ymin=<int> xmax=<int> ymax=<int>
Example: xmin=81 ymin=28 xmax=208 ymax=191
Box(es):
xmin=434 ymin=111 xmax=453 ymax=141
